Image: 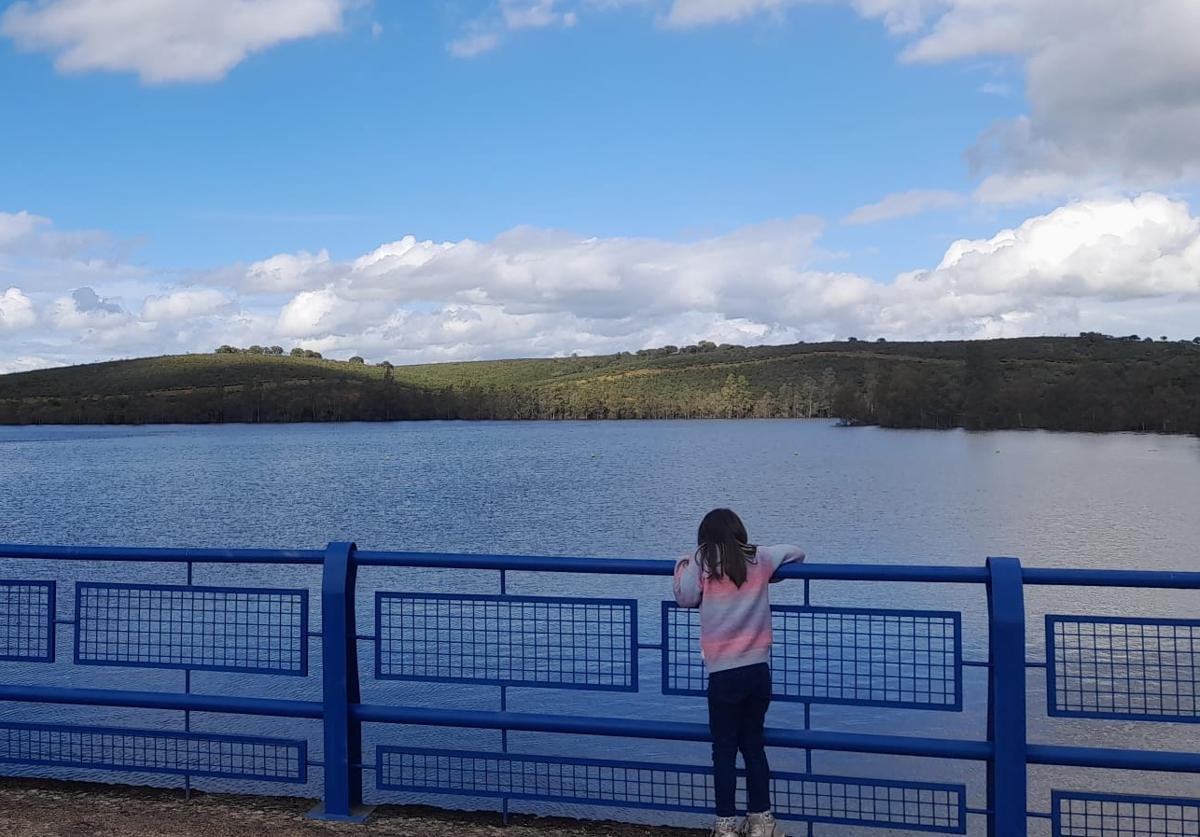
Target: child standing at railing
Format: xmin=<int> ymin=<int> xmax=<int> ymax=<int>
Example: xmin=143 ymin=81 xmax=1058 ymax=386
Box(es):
xmin=673 ymin=508 xmax=805 ymax=837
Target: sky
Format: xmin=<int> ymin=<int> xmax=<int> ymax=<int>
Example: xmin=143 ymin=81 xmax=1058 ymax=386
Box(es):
xmin=1 ymin=0 xmax=1198 ymax=372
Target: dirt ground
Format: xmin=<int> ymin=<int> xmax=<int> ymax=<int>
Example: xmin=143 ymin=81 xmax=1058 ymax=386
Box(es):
xmin=0 ymin=779 xmax=701 ymax=837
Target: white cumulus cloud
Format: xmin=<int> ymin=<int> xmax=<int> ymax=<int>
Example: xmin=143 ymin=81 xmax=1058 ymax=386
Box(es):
xmin=242 ymin=249 xmax=337 ymax=293
xmin=141 ymin=288 xmax=233 ymax=322
xmin=0 ymin=211 xmax=50 ymax=248
xmin=1 ymin=0 xmax=350 ymax=83
xmin=0 ymin=288 xmax=37 ymax=331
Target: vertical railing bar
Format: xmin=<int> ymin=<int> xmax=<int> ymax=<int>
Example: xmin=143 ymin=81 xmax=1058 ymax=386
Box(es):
xmin=307 ymin=541 xmax=372 ymax=822
xmin=803 ymin=574 xmax=813 ymax=837
xmin=985 ymin=556 xmax=1027 ymax=837
xmin=803 ymin=703 xmax=812 ymax=772
xmin=184 ymin=559 xmax=193 ymax=802
xmin=500 ymin=567 xmax=510 ymax=827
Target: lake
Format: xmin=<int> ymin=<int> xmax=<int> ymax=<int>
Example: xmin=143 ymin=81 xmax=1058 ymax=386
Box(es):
xmin=1 ymin=420 xmax=1198 ymax=833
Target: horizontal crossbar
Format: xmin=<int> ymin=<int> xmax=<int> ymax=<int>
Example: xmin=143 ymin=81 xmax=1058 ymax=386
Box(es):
xmin=1027 ymin=744 xmax=1200 ymax=773
xmin=0 ymin=685 xmax=323 ymax=719
xmin=353 ymin=704 xmax=992 ymax=760
xmin=0 ymin=690 xmax=1196 ymax=774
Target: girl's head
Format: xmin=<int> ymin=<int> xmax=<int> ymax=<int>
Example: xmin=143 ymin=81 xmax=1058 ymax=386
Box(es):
xmin=696 ymin=508 xmax=757 ymax=587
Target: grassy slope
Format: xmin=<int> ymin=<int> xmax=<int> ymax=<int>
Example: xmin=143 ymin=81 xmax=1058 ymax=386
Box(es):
xmin=0 ymin=341 xmax=944 ymax=401
xmin=0 ymin=336 xmax=1196 ymax=425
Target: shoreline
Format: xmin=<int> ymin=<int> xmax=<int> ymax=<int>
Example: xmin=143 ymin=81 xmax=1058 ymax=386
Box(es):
xmin=0 ymin=417 xmax=1196 ymax=438
xmin=0 ymin=778 xmax=698 ymax=836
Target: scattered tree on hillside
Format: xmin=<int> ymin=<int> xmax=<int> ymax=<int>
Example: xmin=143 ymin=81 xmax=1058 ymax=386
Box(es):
xmin=348 ymin=356 xmax=365 ymax=365
xmin=719 ymin=373 xmax=754 ymax=418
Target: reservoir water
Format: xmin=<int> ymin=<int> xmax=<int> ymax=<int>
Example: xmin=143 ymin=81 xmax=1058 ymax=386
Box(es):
xmin=1 ymin=420 xmax=1198 ymax=834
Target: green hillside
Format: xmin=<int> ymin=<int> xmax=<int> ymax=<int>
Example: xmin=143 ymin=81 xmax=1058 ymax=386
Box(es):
xmin=1 ymin=335 xmax=1198 ymax=433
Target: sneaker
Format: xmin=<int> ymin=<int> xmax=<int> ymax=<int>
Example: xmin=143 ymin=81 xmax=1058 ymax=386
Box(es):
xmin=742 ymin=811 xmax=785 ymax=837
xmin=711 ymin=816 xmax=740 ymax=836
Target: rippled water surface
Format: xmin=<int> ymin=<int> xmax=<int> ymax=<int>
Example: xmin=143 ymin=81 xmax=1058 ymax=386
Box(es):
xmin=1 ymin=421 xmax=1197 ymax=833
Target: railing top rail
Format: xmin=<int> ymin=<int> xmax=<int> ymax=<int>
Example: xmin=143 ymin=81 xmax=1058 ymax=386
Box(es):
xmin=354 ymin=551 xmax=995 ymax=582
xmin=1021 ymin=567 xmax=1200 ymax=589
xmin=0 ymin=544 xmax=325 ymax=564
xmin=1 ymin=543 xmax=1197 ymax=588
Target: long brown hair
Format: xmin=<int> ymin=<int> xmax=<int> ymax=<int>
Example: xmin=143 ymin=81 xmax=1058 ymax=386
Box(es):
xmin=696 ymin=508 xmax=757 ymax=588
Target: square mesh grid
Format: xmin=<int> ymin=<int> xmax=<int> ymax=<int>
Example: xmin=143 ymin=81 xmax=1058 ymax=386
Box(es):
xmin=377 ymin=748 xmax=966 ymax=833
xmin=1053 ymin=791 xmax=1200 ymax=836
xmin=663 ymin=603 xmax=962 ymax=710
xmin=1047 ymin=616 xmax=1199 ymax=722
xmin=0 ymin=721 xmax=306 ymax=783
xmin=75 ymin=582 xmax=308 ymax=675
xmin=0 ymin=580 xmax=55 ymax=662
xmin=375 ymin=593 xmax=637 ymax=691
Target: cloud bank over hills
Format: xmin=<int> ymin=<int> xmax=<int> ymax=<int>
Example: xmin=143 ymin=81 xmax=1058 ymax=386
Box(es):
xmin=3 ymin=194 xmax=1199 ymax=373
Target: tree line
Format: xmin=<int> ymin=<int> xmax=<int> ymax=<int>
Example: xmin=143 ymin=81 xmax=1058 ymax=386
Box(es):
xmin=1 ymin=336 xmax=1196 ymax=434
xmin=831 ymin=341 xmax=1200 ymax=434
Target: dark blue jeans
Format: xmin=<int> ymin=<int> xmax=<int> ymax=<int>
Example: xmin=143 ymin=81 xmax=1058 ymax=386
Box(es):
xmin=707 ymin=662 xmax=772 ymax=818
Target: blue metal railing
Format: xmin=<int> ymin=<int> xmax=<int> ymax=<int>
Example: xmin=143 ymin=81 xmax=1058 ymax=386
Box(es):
xmin=0 ymin=542 xmax=1197 ymax=835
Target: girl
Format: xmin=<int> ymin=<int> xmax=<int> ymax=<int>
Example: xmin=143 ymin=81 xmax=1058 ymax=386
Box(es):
xmin=673 ymin=508 xmax=805 ymax=837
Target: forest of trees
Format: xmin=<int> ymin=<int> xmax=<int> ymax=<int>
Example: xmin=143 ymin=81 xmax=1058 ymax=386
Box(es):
xmin=0 ymin=335 xmax=1197 ymax=435
xmin=832 ymin=338 xmax=1200 ymax=434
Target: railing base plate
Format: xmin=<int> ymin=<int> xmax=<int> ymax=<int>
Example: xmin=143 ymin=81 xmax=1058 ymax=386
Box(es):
xmin=305 ymin=803 xmax=375 ymax=823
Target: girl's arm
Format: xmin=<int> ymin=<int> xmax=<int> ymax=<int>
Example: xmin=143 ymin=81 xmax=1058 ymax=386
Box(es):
xmin=767 ymin=544 xmax=806 ymax=582
xmin=673 ymin=555 xmax=703 ymax=608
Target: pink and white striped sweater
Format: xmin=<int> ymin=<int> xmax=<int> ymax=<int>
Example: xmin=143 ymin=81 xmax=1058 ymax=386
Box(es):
xmin=673 ymin=544 xmax=806 ymax=673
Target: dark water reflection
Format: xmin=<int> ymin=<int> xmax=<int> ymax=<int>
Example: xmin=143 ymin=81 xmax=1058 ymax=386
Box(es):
xmin=1 ymin=421 xmax=1197 ymax=834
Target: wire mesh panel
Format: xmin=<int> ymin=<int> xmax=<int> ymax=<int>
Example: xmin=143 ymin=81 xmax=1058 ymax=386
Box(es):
xmin=1053 ymin=791 xmax=1200 ymax=836
xmin=663 ymin=603 xmax=962 ymax=710
xmin=0 ymin=580 xmax=55 ymax=662
xmin=377 ymin=747 xmax=966 ymax=833
xmin=0 ymin=721 xmax=306 ymax=782
xmin=74 ymin=582 xmax=308 ymax=675
xmin=1046 ymin=616 xmax=1199 ymax=722
xmin=375 ymin=593 xmax=637 ymax=690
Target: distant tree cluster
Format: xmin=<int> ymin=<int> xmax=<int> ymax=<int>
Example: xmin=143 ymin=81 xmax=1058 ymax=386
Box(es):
xmin=214 ymin=345 xmax=328 ymax=359
xmin=634 ymin=340 xmax=742 ymax=358
xmin=212 ymin=345 xmax=390 ymax=363
xmin=216 ymin=345 xmax=285 ymax=356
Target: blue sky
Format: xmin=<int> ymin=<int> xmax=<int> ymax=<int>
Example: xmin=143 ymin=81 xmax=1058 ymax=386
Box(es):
xmin=1 ymin=0 xmax=1198 ymax=370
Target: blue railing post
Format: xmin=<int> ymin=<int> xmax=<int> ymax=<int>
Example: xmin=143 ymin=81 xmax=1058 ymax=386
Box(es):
xmin=985 ymin=556 xmax=1027 ymax=837
xmin=308 ymin=541 xmax=372 ymax=822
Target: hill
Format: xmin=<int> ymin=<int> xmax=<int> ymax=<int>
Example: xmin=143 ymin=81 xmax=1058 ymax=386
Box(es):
xmin=0 ymin=335 xmax=1198 ymax=433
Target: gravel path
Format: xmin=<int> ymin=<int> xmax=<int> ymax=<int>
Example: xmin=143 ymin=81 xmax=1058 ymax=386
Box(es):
xmin=0 ymin=779 xmax=702 ymax=837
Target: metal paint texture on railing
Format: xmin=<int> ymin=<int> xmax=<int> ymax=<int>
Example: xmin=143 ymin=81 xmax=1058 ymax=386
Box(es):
xmin=0 ymin=541 xmax=1197 ymax=835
